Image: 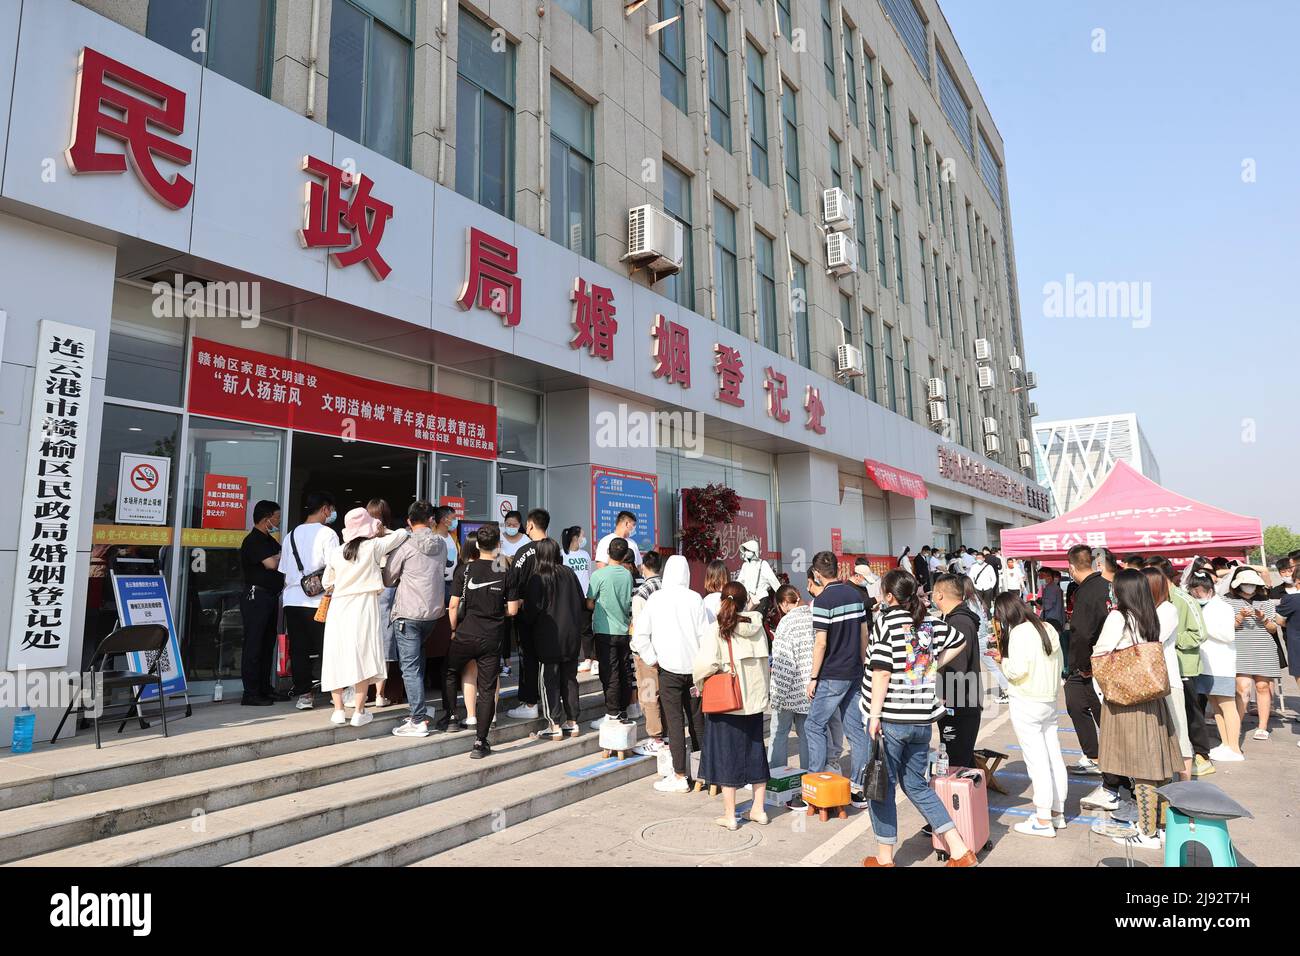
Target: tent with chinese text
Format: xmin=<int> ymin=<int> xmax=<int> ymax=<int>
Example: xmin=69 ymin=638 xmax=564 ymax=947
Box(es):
xmin=1000 ymin=460 xmax=1262 ymax=560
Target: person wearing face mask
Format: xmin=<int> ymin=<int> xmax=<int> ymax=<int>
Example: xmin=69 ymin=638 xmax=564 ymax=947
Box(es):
xmin=736 ymin=538 xmax=781 ymax=613
xmin=498 ymin=510 xmax=527 ymax=559
xmin=238 ymin=500 xmax=285 ymax=706
xmin=562 ymin=526 xmax=597 ymax=675
xmin=435 ymin=506 xmax=459 ymax=601
xmin=595 ymin=510 xmax=641 ymax=568
xmin=279 ymin=492 xmax=341 ymax=710
xmin=1224 ymin=567 xmax=1282 ymax=742
xmin=1186 ymin=571 xmax=1243 ymax=761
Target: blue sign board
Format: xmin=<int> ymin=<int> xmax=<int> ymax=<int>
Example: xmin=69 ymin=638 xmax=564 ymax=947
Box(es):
xmin=591 ymin=466 xmax=657 ymax=556
xmin=111 ymin=573 xmax=187 ymax=700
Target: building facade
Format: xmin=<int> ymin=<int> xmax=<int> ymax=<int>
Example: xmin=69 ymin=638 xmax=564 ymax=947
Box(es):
xmin=0 ymin=0 xmax=1047 ymax=737
xmin=1034 ymin=413 xmax=1162 ymax=516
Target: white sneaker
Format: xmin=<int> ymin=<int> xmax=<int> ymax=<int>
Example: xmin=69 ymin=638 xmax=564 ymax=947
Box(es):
xmin=392 ymin=719 xmax=430 ymax=738
xmin=654 ymin=775 xmax=690 ymax=793
xmin=1052 ymin=813 xmax=1068 ymax=829
xmin=590 ymin=715 xmax=610 ymax=730
xmin=634 ymin=738 xmax=666 ymax=756
xmin=1014 ymin=818 xmax=1056 ymax=838
xmin=1208 ymin=745 xmax=1245 ymax=762
xmin=507 ymin=703 xmax=540 ymax=720
xmin=373 ymin=696 xmax=390 ymax=708
xmin=464 ymin=716 xmax=477 ymax=727
xmin=342 ymin=687 xmax=356 ymax=709
xmin=329 ymin=709 xmax=348 ymax=726
xmin=296 ymin=694 xmax=315 ymax=710
xmin=577 ymin=661 xmax=592 ymax=673
xmin=1114 ymin=832 xmax=1162 ymax=851
xmin=1070 ymin=756 xmax=1102 ymax=775
xmin=350 ymin=710 xmax=373 ymax=728
xmin=1080 ymin=785 xmax=1119 ymax=811
xmin=590 ymin=662 xmax=599 ymax=677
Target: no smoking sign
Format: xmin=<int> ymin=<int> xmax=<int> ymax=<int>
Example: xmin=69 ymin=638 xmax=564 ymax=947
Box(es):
xmin=117 ymin=453 xmax=170 ymax=525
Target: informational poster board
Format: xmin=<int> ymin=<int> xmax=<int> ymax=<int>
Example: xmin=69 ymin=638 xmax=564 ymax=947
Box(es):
xmin=201 ymin=473 xmax=248 ymax=529
xmin=439 ymin=496 xmax=466 ymax=520
xmin=116 ymin=453 xmax=170 ymax=524
xmin=112 ymin=573 xmax=188 ymax=701
xmin=591 ymin=466 xmax=657 ymax=557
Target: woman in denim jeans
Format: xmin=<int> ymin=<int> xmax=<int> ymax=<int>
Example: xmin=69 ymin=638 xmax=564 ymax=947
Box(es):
xmin=860 ymin=569 xmax=979 ymax=867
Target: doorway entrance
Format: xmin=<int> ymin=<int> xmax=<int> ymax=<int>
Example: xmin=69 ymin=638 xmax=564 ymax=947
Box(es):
xmin=289 ymin=434 xmax=424 ymax=524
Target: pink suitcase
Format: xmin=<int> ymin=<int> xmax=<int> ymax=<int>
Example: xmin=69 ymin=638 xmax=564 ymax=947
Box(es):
xmin=930 ymin=767 xmax=991 ymax=860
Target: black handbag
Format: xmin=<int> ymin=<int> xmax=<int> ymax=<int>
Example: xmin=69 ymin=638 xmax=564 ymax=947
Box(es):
xmin=858 ymin=742 xmax=889 ymax=803
xmin=289 ymin=527 xmax=326 ymax=598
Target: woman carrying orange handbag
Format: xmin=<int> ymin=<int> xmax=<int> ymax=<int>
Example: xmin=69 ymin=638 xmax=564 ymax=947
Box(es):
xmin=692 ymin=581 xmax=771 ymax=831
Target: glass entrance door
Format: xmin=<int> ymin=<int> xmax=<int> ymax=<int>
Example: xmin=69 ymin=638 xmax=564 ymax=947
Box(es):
xmin=288 ymin=433 xmax=424 ymax=526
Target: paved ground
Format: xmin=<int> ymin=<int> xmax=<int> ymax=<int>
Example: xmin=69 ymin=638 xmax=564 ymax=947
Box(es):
xmin=426 ymin=678 xmax=1300 ymax=868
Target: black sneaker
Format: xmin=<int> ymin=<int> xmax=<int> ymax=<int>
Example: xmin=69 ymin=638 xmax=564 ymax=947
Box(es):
xmin=470 ymin=741 xmax=491 ymax=759
xmin=241 ymin=695 xmax=274 ymax=707
xmin=850 ymin=790 xmax=870 ymax=809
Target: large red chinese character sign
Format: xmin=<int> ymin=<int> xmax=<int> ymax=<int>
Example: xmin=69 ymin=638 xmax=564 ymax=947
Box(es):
xmin=713 ymin=344 xmax=744 ymax=407
xmin=804 ymin=385 xmax=826 ymax=434
xmin=764 ymin=367 xmax=790 ymax=422
xmin=299 ymin=155 xmax=394 ymax=279
xmin=458 ymin=228 xmax=522 ymax=326
xmin=571 ymin=278 xmax=617 ymax=359
xmin=65 ymin=47 xmax=194 ymax=209
xmin=651 ymin=314 xmax=691 ymax=388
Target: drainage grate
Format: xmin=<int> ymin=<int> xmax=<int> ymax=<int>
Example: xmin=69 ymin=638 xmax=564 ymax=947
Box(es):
xmin=635 ymin=818 xmax=764 ymax=856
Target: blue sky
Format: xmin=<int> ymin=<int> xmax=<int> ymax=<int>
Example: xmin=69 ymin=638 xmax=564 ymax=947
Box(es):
xmin=940 ymin=0 xmax=1299 ymax=531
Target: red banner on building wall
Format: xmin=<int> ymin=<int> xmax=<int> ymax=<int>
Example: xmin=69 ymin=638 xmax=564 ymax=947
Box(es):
xmin=864 ymin=459 xmax=928 ymax=499
xmin=188 ymin=338 xmax=497 ymax=460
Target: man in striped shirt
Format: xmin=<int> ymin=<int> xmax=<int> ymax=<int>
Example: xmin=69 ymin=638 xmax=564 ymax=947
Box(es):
xmin=805 ymin=551 xmax=873 ymax=806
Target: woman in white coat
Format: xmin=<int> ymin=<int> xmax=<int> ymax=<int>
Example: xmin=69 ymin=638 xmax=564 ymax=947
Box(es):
xmin=321 ymin=507 xmax=409 ymax=727
xmin=1187 ymin=570 xmax=1242 ymax=760
xmin=1142 ymin=566 xmax=1192 ymax=780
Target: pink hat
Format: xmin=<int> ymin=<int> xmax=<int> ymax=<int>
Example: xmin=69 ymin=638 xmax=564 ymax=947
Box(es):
xmin=341 ymin=506 xmax=382 ymax=543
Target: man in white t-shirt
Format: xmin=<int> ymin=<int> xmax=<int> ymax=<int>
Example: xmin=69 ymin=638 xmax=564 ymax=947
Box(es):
xmin=279 ymin=492 xmax=341 ymax=709
xmin=594 ymin=510 xmax=642 ymax=568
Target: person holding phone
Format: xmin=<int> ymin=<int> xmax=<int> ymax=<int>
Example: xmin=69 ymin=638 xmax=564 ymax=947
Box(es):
xmin=1223 ymin=567 xmax=1282 ymax=742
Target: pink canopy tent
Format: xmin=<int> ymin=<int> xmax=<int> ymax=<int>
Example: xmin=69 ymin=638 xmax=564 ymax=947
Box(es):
xmin=1001 ymin=460 xmax=1262 ymax=561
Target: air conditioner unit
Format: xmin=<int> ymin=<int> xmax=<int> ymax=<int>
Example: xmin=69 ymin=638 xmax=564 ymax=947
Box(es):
xmin=983 ymin=416 xmax=998 ymax=435
xmin=1018 ymin=452 xmax=1033 ymax=469
xmin=1025 ymin=370 xmax=1039 ymax=389
xmin=974 ymin=338 xmax=991 ymax=361
xmin=822 ymin=187 xmax=855 ymax=233
xmin=927 ymin=377 xmax=946 ymax=400
xmin=977 ymin=364 xmax=996 ymax=390
xmin=836 ymin=343 xmax=864 ymax=377
xmin=1027 ymin=401 xmax=1039 ymax=418
xmin=1017 ymin=437 xmax=1031 ymax=454
xmin=626 ymin=204 xmax=684 ymax=273
xmin=1008 ymin=353 xmax=1022 ymax=371
xmin=927 ymin=399 xmax=947 ymax=425
xmin=825 ymin=232 xmax=858 ymax=275
xmin=984 ymin=433 xmax=1001 ymax=455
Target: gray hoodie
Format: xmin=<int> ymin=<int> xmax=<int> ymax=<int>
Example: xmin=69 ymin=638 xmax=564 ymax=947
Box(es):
xmin=383 ymin=526 xmax=446 ymax=622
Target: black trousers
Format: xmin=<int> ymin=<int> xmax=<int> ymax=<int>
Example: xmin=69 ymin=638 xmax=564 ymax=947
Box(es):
xmin=1064 ymin=672 xmax=1127 ymax=791
xmin=1183 ymin=677 xmax=1212 ymax=758
xmin=239 ymin=586 xmax=280 ymax=697
xmin=938 ymin=708 xmax=981 ymax=769
xmin=443 ymin=635 xmax=503 ymax=744
xmin=540 ymin=659 xmax=580 ymax=725
xmin=595 ymin=633 xmax=633 ymax=717
xmin=657 ymin=667 xmax=702 ymax=777
xmin=284 ymin=605 xmax=325 ymax=697
xmin=579 ymin=606 xmax=595 ymax=660
xmin=516 ymin=625 xmax=539 ymax=705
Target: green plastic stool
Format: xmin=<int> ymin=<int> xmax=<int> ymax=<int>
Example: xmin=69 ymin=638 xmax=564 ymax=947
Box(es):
xmin=1163 ymin=808 xmax=1237 ymax=867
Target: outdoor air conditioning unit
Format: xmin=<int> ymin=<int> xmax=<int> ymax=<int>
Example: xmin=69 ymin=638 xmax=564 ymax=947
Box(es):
xmin=974 ymin=338 xmax=991 ymax=361
xmin=836 ymin=343 xmax=865 ymax=377
xmin=626 ymin=204 xmax=685 ymax=273
xmin=927 ymin=377 xmax=946 ymax=400
xmin=823 ymin=187 xmax=855 ymax=233
xmin=1017 ymin=437 xmax=1032 ymax=455
xmin=928 ymin=399 xmax=947 ymax=425
xmin=984 ymin=433 xmax=1001 ymax=455
xmin=1019 ymin=452 xmax=1033 ymax=469
xmin=1027 ymin=401 xmax=1039 ymax=418
xmin=983 ymin=416 xmax=998 ymax=435
xmin=977 ymin=364 xmax=996 ymax=390
xmin=1008 ymin=353 xmax=1022 ymax=371
xmin=825 ymin=232 xmax=858 ymax=275
xmin=1025 ymin=370 xmax=1039 ymax=389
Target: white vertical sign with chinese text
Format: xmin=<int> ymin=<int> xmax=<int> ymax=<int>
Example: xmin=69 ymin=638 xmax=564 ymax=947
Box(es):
xmin=6 ymin=320 xmax=96 ymax=670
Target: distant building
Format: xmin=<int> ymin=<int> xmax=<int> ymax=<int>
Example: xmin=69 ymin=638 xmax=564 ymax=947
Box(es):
xmin=1033 ymin=413 xmax=1161 ymax=515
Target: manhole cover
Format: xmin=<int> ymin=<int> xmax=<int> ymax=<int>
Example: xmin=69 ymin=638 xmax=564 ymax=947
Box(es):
xmin=635 ymin=817 xmax=763 ymax=856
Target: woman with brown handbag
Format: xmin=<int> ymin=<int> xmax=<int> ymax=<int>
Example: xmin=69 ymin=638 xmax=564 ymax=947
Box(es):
xmin=1092 ymin=569 xmax=1182 ymax=850
xmin=693 ymin=581 xmax=771 ymax=830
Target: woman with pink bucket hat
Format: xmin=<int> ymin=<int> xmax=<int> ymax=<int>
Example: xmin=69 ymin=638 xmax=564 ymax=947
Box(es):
xmin=321 ymin=507 xmax=410 ymax=727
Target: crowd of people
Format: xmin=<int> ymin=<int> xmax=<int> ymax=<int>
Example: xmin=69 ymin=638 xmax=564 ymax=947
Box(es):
xmin=238 ymin=497 xmax=1299 ymax=861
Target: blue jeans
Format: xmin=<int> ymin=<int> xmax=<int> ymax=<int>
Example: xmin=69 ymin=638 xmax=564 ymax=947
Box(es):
xmin=767 ymin=709 xmax=808 ymax=769
xmin=868 ymin=720 xmax=954 ymax=845
xmin=394 ymin=618 xmax=434 ymax=722
xmin=805 ymin=678 xmax=870 ymax=786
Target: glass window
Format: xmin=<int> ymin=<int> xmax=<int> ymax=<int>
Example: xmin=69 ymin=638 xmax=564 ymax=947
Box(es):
xmin=662 ymin=161 xmax=695 ymax=310
xmin=781 ymin=84 xmax=801 ymax=214
xmin=659 ymin=0 xmax=687 ymax=112
xmin=853 ymin=162 xmax=867 ymax=270
xmin=979 ymin=128 xmax=1003 ymax=208
xmin=882 ymin=0 xmax=928 ymax=77
xmin=966 ymin=201 xmax=978 ymax=272
xmin=776 ymin=0 xmax=792 ymax=39
xmin=437 ymin=368 xmax=493 ymax=404
xmin=919 ymin=236 xmax=931 ymax=324
xmin=946 ymin=265 xmax=957 ymax=339
xmin=301 ymin=334 xmax=430 ymax=389
xmin=910 ymin=120 xmax=921 ymax=203
xmin=106 ymin=283 xmax=185 ymax=407
xmin=873 ymin=184 xmax=887 ymax=281
xmin=193 ymin=312 xmax=289 ymax=356
xmin=937 ymin=51 xmax=973 ymax=155
xmin=828 ymin=132 xmax=842 ymax=191
xmin=435 ymin=454 xmax=493 ymax=521
xmin=146 ymin=0 xmax=274 ymax=95
xmin=891 ymin=205 xmax=905 ymax=301
xmin=746 ymin=42 xmax=769 ymax=184
xmin=884 ymin=323 xmax=897 ymax=412
xmin=903 ymin=339 xmax=915 ymax=421
xmin=933 ymin=250 xmax=944 ymax=331
xmin=820 ymin=0 xmax=836 ymax=95
xmin=864 ymin=51 xmax=878 ymax=149
xmin=554 ymin=0 xmax=591 ymax=30
xmin=706 ymin=0 xmax=732 ymax=151
xmin=755 ymin=231 xmax=778 ymax=352
xmin=550 ymin=79 xmax=595 ymax=258
xmin=713 ymin=200 xmax=739 ymax=331
xmin=456 ymin=10 xmax=516 ymax=218
xmin=882 ymin=77 xmax=896 ymax=170
xmin=497 ymin=462 xmax=544 ymax=515
xmin=791 ymin=256 xmax=810 ymax=368
xmin=924 ymin=139 xmax=936 ymax=222
xmin=860 ymin=305 xmax=876 ymax=399
xmin=327 ymin=0 xmax=412 ymax=165
xmin=843 ymin=25 xmax=858 ymax=126
xmin=497 ymin=384 xmax=542 ymax=463
xmin=838 ymin=294 xmax=856 ymax=394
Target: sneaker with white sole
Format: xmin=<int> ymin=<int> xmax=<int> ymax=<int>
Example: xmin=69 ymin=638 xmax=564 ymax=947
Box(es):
xmin=507 ymin=703 xmax=540 ymax=720
xmin=329 ymin=709 xmax=348 ymax=726
xmin=464 ymin=716 xmax=477 ymax=727
xmin=296 ymin=694 xmax=315 ymax=710
xmin=1080 ymin=785 xmax=1119 ymax=811
xmin=590 ymin=715 xmax=613 ymax=731
xmin=1052 ymin=814 xmax=1068 ymax=829
xmin=850 ymin=790 xmax=870 ymax=809
xmin=590 ymin=662 xmax=599 ymax=677
xmin=373 ymin=696 xmax=390 ymax=708
xmin=392 ymin=718 xmax=430 ymax=737
xmin=1191 ymin=755 xmax=1215 ymax=777
xmin=1208 ymin=744 xmax=1244 ymax=762
xmin=350 ymin=710 xmax=373 ymax=728
xmin=634 ymin=739 xmax=666 ymax=756
xmin=654 ymin=775 xmax=690 ymax=793
xmin=1070 ymin=756 xmax=1102 ymax=775
xmin=1113 ymin=831 xmax=1162 ymax=851
xmin=577 ymin=661 xmax=592 ymax=673
xmin=1014 ymin=818 xmax=1057 ymax=838
xmin=342 ymin=687 xmax=356 ymax=709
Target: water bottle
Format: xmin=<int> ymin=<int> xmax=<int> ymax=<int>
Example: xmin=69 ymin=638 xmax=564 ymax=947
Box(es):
xmin=11 ymin=707 xmax=34 ymax=754
xmin=935 ymin=743 xmax=949 ymax=777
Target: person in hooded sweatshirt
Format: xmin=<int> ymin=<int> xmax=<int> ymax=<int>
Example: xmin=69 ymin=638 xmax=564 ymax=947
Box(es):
xmin=632 ymin=554 xmax=711 ymax=793
xmin=383 ymin=500 xmax=447 ymax=737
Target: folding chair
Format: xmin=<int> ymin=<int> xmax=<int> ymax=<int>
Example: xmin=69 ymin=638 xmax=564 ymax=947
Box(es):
xmin=51 ymin=624 xmax=171 ymax=749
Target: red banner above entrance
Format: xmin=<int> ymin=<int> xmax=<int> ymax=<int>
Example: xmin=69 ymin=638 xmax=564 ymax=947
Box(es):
xmin=187 ymin=338 xmax=497 ymax=461
xmin=864 ymin=458 xmax=928 ymax=500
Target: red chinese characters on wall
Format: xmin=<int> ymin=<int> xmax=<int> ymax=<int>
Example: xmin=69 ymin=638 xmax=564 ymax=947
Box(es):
xmin=651 ymin=314 xmax=691 ymax=388
xmin=764 ymin=366 xmax=790 ymax=423
xmin=458 ymin=227 xmax=522 ymax=326
xmin=804 ymin=385 xmax=826 ymax=434
xmin=64 ymin=47 xmax=194 ymax=209
xmin=713 ymin=344 xmax=744 ymax=407
xmin=570 ymin=278 xmax=617 ymax=360
xmin=299 ymin=155 xmax=395 ymax=279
